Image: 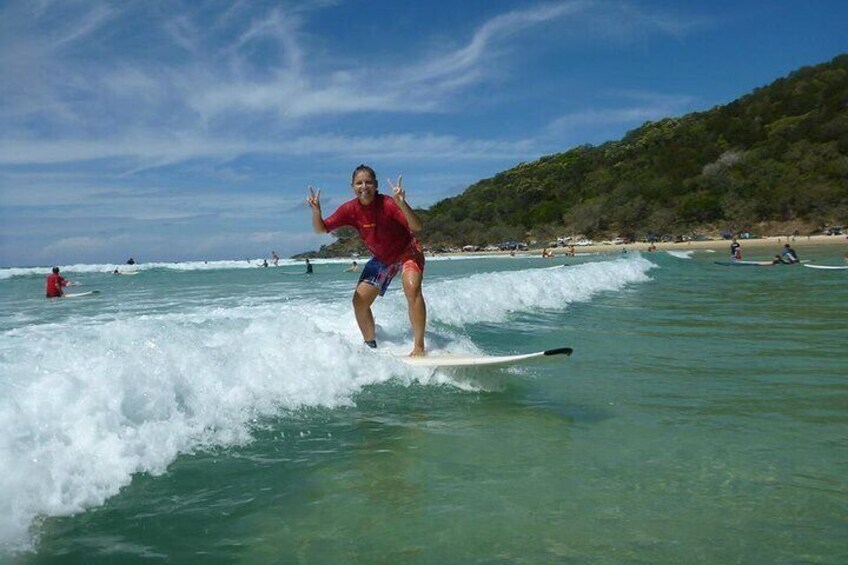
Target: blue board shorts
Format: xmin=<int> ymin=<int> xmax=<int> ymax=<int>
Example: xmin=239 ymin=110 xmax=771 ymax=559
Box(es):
xmin=358 ymin=242 xmax=425 ymax=296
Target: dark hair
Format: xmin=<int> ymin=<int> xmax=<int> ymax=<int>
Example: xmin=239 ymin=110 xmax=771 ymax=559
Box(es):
xmin=52 ymin=267 xmax=60 ymax=273
xmin=351 ymin=164 xmax=378 ymax=187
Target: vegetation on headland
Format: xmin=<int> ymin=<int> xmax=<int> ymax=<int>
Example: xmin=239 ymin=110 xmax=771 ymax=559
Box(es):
xmin=300 ymin=54 xmax=848 ymax=258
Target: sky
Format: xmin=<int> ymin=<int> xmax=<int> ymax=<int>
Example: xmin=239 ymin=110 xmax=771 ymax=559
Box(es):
xmin=1 ymin=0 xmax=847 ymax=266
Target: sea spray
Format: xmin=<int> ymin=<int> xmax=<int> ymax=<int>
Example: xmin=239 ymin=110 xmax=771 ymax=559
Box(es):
xmin=422 ymin=255 xmax=655 ymax=326
xmin=0 ymin=254 xmax=655 ymax=551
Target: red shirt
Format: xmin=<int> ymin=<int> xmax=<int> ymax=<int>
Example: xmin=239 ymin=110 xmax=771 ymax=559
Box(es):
xmin=323 ymin=194 xmax=414 ymax=264
xmin=45 ymin=273 xmax=68 ymax=297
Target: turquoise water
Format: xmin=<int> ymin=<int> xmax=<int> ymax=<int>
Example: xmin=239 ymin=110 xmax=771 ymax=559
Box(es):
xmin=1 ymin=249 xmax=846 ymax=563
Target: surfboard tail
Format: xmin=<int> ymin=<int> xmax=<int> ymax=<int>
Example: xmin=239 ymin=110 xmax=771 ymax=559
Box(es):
xmin=543 ymin=347 xmax=573 ymax=357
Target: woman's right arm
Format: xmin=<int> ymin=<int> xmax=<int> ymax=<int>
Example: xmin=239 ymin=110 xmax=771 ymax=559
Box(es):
xmin=307 ymin=186 xmax=327 ymax=233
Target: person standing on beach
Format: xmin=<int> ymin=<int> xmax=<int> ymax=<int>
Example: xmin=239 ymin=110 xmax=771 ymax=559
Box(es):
xmin=307 ymin=164 xmax=427 ymax=356
xmin=45 ymin=267 xmax=70 ymax=298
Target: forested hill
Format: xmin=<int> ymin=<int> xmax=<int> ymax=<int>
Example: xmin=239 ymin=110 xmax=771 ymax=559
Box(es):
xmin=419 ymin=54 xmax=848 ymax=246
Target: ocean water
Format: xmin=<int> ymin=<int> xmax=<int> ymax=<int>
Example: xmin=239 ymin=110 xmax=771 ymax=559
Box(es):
xmin=1 ymin=249 xmax=846 ymax=563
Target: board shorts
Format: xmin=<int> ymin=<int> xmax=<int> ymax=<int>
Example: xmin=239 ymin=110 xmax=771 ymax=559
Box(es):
xmin=358 ymin=241 xmax=425 ymax=296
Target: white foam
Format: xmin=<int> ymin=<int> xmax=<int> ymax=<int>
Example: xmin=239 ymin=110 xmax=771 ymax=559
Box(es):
xmin=421 ymin=255 xmax=655 ymax=326
xmin=0 ymin=253 xmax=541 ymax=280
xmin=0 ymin=255 xmax=655 ymax=550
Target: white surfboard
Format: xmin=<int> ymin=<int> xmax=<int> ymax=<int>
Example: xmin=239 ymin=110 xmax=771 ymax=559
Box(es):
xmin=804 ymin=264 xmax=848 ymax=270
xmin=64 ymin=290 xmax=100 ymax=298
xmin=399 ymin=346 xmax=573 ymax=368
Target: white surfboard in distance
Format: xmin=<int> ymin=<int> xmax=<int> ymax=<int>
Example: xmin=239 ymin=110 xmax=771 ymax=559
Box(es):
xmin=399 ymin=346 xmax=573 ymax=368
xmin=804 ymin=264 xmax=848 ymax=270
xmin=64 ymin=290 xmax=100 ymax=298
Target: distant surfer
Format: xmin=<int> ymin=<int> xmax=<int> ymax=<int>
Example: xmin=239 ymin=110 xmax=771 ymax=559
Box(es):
xmin=271 ymin=250 xmax=280 ymax=266
xmin=305 ymin=258 xmax=313 ymax=274
xmin=307 ymin=164 xmax=426 ymax=356
xmin=344 ymin=261 xmax=359 ymax=272
xmin=126 ymin=257 xmax=136 ymax=265
xmin=45 ymin=267 xmax=70 ymax=298
xmin=730 ymin=238 xmax=742 ymax=260
xmin=781 ymin=243 xmax=799 ymax=263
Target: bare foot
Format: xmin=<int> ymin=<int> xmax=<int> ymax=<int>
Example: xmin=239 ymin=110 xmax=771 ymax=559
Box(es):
xmin=408 ymin=346 xmax=425 ymax=357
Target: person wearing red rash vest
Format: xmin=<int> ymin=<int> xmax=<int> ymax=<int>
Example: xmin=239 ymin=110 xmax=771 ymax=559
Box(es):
xmin=45 ymin=267 xmax=70 ymax=298
xmin=307 ymin=164 xmax=427 ymax=356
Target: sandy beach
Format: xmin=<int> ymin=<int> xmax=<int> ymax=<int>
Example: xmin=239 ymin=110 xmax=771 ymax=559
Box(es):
xmin=533 ymin=234 xmax=848 ymax=259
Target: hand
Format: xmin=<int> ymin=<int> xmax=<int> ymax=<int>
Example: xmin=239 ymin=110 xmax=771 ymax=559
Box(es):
xmin=386 ymin=174 xmax=405 ymax=203
xmin=306 ymin=185 xmax=321 ymax=209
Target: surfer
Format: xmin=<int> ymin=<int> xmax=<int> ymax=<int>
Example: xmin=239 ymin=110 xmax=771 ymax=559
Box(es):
xmin=271 ymin=250 xmax=280 ymax=266
xmin=45 ymin=267 xmax=70 ymax=298
xmin=730 ymin=238 xmax=742 ymax=260
xmin=307 ymin=164 xmax=427 ymax=356
xmin=305 ymin=258 xmax=313 ymax=274
xmin=344 ymin=261 xmax=359 ymax=272
xmin=781 ymin=243 xmax=799 ymax=263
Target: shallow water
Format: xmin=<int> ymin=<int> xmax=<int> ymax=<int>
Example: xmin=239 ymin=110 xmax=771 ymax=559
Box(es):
xmin=1 ymin=248 xmax=846 ymax=562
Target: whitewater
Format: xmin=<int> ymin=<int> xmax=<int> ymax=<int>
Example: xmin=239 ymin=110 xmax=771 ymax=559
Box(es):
xmin=0 ymin=254 xmax=655 ymax=551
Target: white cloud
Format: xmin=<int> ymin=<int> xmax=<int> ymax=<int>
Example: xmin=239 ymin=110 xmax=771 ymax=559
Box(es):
xmin=42 ymin=235 xmax=109 ymax=256
xmin=0 ymin=132 xmax=535 ymax=167
xmin=0 ymin=1 xmax=702 ymax=168
xmin=545 ymin=91 xmax=697 ymax=135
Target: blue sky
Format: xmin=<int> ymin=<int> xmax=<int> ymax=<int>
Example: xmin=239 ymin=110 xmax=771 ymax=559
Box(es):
xmin=1 ymin=0 xmax=846 ymax=266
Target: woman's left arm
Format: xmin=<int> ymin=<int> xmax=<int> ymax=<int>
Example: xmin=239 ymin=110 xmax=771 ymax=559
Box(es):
xmin=387 ymin=175 xmax=423 ymax=232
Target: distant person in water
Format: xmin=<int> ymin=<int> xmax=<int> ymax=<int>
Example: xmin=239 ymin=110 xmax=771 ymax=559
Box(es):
xmin=307 ymin=164 xmax=426 ymax=356
xmin=45 ymin=267 xmax=70 ymax=298
xmin=261 ymin=259 xmax=268 ymax=268
xmin=730 ymin=238 xmax=742 ymax=260
xmin=126 ymin=257 xmax=136 ymax=265
xmin=781 ymin=243 xmax=799 ymax=263
xmin=305 ymin=258 xmax=313 ymax=274
xmin=344 ymin=261 xmax=359 ymax=272
xmin=271 ymin=250 xmax=280 ymax=266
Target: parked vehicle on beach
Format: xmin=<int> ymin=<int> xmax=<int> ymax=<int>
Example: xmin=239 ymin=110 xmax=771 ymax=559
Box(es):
xmin=497 ymin=241 xmax=528 ymax=251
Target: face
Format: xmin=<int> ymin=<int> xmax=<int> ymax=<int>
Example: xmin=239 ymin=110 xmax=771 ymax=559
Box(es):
xmin=351 ymin=170 xmax=377 ymax=205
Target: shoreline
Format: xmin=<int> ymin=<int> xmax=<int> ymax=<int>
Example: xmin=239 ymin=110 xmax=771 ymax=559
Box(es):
xmin=433 ymin=234 xmax=848 ymax=260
